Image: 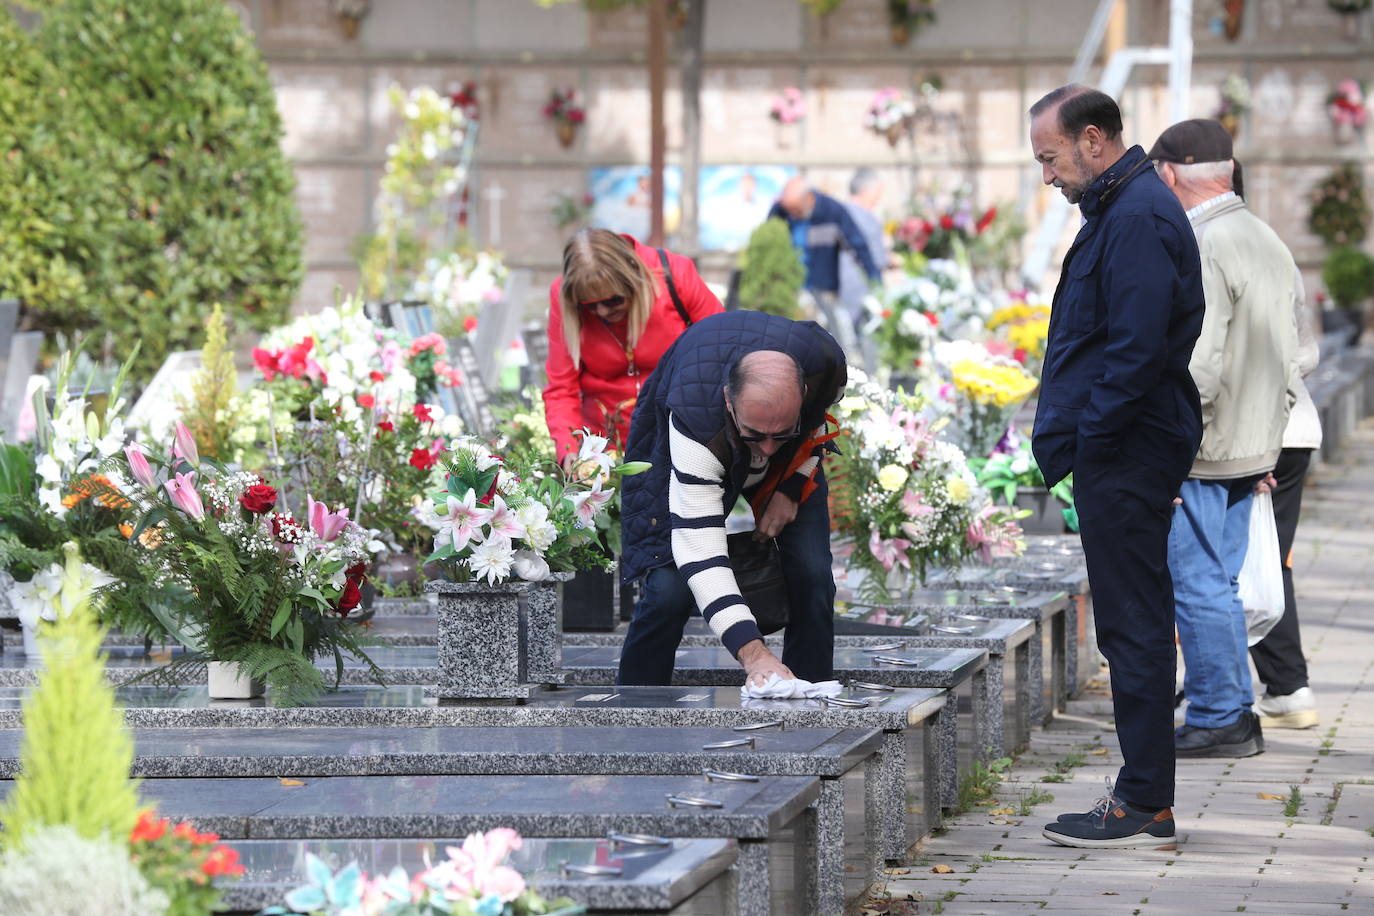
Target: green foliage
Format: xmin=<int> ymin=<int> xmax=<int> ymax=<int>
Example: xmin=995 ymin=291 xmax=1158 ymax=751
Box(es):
xmin=952 ymin=756 xmax=1013 ymax=815
xmin=737 ymin=218 xmax=805 ymax=318
xmin=0 ymin=825 xmax=171 ymax=915
xmin=1322 ymin=245 xmax=1374 ymax=310
xmin=1308 ymin=162 xmax=1370 ymax=248
xmin=37 ymin=0 xmax=304 ymax=380
xmin=0 ymin=544 xmax=141 ymax=849
xmin=0 ymin=9 xmax=128 ymax=334
xmin=176 ymin=304 xmax=240 ymax=460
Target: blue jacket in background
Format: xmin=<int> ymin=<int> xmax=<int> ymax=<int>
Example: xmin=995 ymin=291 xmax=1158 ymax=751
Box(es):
xmin=619 ymin=311 xmax=846 ymax=586
xmin=1032 ymin=144 xmax=1205 ymax=488
xmin=767 ymin=191 xmax=881 ymax=294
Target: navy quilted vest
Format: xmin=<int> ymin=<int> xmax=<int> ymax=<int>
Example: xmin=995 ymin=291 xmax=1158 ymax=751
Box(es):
xmin=619 ymin=311 xmax=846 ymax=583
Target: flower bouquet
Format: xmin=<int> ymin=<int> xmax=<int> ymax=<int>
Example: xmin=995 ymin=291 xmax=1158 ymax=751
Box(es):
xmin=869 ymin=273 xmax=944 ymax=383
xmin=410 ymin=249 xmax=510 ymax=341
xmin=1327 ymin=79 xmax=1368 ymax=131
xmin=425 ymin=434 xmax=645 ymax=584
xmin=984 ymin=298 xmax=1051 ymax=372
xmin=829 ymin=370 xmax=1023 ymax=600
xmin=931 ymin=339 xmax=1039 ymax=461
xmin=971 ymin=433 xmax=1077 ymax=533
xmin=261 ymin=829 xmax=583 ymax=916
xmin=107 ymin=422 xmax=383 ymax=704
xmin=544 ymin=87 xmax=585 ymax=147
xmin=769 ymin=86 xmax=806 ymax=124
xmin=1214 ymin=73 xmax=1250 ymax=137
xmin=864 ymin=87 xmax=916 ymax=146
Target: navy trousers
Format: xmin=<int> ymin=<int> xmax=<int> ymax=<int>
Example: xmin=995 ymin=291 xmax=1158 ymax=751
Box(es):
xmin=1074 ymin=453 xmax=1182 ymax=810
xmin=616 ymin=475 xmax=836 ymax=686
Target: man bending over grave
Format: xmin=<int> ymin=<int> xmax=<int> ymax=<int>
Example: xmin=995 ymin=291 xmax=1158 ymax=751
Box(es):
xmin=616 ymin=311 xmax=846 ymax=686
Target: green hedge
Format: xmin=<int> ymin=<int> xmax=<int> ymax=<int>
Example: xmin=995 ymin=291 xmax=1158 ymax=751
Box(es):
xmin=11 ymin=0 xmax=305 ymax=379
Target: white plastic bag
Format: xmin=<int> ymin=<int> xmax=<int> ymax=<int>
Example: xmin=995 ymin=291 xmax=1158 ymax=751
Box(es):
xmin=1237 ymin=489 xmax=1284 ymax=646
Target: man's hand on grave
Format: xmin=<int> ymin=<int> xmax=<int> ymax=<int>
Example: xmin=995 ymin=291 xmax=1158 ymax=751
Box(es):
xmin=738 ymin=639 xmax=795 ymax=687
xmin=755 ymin=492 xmax=797 ymax=539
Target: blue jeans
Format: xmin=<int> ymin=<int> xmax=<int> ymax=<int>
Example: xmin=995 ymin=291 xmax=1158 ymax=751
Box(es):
xmin=1170 ymin=477 xmax=1256 ymax=729
xmin=616 ymin=475 xmax=836 ymax=686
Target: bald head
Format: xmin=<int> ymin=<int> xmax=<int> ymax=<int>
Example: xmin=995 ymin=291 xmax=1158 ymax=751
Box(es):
xmin=778 ymin=177 xmax=814 ymax=220
xmin=726 ymin=350 xmax=805 ymax=458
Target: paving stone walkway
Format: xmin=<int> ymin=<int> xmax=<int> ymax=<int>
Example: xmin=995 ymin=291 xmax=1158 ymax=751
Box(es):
xmin=862 ymin=423 xmax=1374 ymax=915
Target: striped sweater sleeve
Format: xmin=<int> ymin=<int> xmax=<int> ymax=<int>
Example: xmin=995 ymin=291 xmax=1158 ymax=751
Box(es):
xmin=667 ymin=412 xmax=763 ymax=656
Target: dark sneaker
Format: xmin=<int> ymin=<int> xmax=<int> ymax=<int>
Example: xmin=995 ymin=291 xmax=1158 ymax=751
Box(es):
xmin=1043 ymin=793 xmax=1177 ymax=850
xmin=1175 ymin=711 xmax=1265 ymax=758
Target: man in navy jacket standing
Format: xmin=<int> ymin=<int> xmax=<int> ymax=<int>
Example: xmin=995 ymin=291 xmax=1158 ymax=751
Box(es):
xmin=1028 ymin=86 xmax=1204 ymax=850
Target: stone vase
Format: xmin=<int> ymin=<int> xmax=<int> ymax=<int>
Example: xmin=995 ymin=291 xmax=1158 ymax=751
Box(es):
xmin=207 ymin=661 xmax=266 ymax=699
xmin=428 ymin=572 xmax=572 ymax=701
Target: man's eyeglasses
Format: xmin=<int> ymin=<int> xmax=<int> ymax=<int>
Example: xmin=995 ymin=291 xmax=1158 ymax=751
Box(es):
xmin=578 ymin=294 xmax=626 ymax=313
xmin=729 ymin=406 xmax=800 ymax=443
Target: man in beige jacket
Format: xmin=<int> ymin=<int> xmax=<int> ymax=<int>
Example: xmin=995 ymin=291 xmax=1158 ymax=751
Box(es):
xmin=1149 ymin=119 xmax=1301 ymax=758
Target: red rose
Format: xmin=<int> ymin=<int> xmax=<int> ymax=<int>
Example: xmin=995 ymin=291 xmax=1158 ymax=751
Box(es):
xmin=378 ymin=420 xmax=395 ymax=433
xmin=358 ymin=394 xmax=376 ymax=408
xmin=346 ymin=561 xmax=367 ymax=580
xmin=336 ymin=579 xmax=363 ymax=616
xmin=463 ymin=315 xmax=479 ymax=333
xmin=369 ymin=370 xmax=386 ymax=382
xmin=413 ymin=403 xmax=433 ymax=422
xmin=409 ymin=448 xmax=437 ymax=471
xmin=239 ymin=484 xmax=277 ymax=515
xmin=939 ymin=214 xmax=955 ymax=231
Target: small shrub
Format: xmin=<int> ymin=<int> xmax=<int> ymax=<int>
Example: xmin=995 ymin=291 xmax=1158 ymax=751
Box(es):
xmin=737 ymin=218 xmax=805 ymax=318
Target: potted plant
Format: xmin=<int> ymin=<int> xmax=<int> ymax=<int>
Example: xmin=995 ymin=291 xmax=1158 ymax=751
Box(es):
xmin=972 ymin=438 xmax=1077 ymax=535
xmin=543 ymin=88 xmax=585 ymax=149
xmin=1322 ymin=245 xmax=1374 ymax=340
xmin=109 ymin=423 xmax=383 ymax=703
xmin=423 ymin=435 xmax=642 ymax=697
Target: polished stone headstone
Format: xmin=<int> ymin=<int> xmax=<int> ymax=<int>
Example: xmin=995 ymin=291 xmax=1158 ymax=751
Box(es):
xmin=221 ymin=836 xmax=738 ymax=915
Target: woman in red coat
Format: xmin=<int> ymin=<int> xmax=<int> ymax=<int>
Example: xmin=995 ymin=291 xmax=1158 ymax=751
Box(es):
xmin=543 ymin=228 xmax=723 ymax=464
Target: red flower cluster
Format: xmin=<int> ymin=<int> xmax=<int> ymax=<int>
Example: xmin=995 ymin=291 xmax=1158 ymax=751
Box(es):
xmin=130 ymin=810 xmax=246 ymax=880
xmin=336 ymin=561 xmax=368 ymax=616
xmin=408 ymin=332 xmax=447 ymax=358
xmin=413 ymin=403 xmax=433 ymax=423
xmin=252 ymin=337 xmax=327 ymax=385
xmin=239 ymin=483 xmax=277 ymax=515
xmin=450 ymin=81 xmax=480 ymax=121
xmin=543 ymin=87 xmax=586 ymax=125
xmin=409 ymin=447 xmax=438 ymax=471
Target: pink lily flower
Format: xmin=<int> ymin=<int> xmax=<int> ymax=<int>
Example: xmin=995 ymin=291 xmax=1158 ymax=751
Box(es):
xmin=568 ymin=481 xmax=613 ymax=528
xmin=868 ymin=528 xmax=912 ymax=572
xmin=901 ymin=489 xmax=937 ymax=519
xmin=125 ymin=442 xmax=156 ymax=490
xmin=306 ymin=495 xmax=351 ymax=541
xmin=435 ymin=489 xmax=494 ymax=553
xmin=442 ymin=828 xmax=527 ymax=901
xmin=164 ymin=471 xmax=205 ymax=521
xmin=172 ymin=420 xmax=200 ymax=468
xmin=484 ymin=495 xmax=527 ymax=541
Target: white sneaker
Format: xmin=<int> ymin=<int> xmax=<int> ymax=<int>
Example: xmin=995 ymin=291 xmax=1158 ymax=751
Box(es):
xmin=1256 ymin=687 xmax=1319 ymax=729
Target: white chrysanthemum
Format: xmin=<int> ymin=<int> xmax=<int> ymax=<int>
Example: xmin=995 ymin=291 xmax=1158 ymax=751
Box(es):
xmin=468 ymin=535 xmax=516 ymax=584
xmin=524 ymin=521 xmax=558 ymax=553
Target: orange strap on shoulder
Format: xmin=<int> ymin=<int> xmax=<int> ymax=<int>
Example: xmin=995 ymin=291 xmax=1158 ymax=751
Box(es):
xmin=749 ymin=413 xmax=840 ymax=515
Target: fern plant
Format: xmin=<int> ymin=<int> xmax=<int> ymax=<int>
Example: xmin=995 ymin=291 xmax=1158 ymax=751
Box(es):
xmin=0 ymin=543 xmax=142 ymax=848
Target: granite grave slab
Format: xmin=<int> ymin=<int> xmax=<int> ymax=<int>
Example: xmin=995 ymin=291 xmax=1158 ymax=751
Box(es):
xmin=220 ymin=836 xmax=739 ymax=916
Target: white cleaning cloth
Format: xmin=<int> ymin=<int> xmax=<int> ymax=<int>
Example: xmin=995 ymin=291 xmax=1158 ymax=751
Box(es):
xmin=740 ymin=674 xmax=844 ymax=699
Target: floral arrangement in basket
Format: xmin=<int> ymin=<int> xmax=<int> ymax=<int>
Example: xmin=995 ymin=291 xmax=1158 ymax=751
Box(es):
xmin=828 ymin=370 xmax=1024 ymax=600
xmin=864 ymin=87 xmax=916 ymax=146
xmin=105 ymin=423 xmax=384 ymax=705
xmin=932 ymin=339 xmax=1040 ymax=461
xmin=261 ymin=829 xmax=583 ymax=916
xmin=425 ymin=433 xmax=646 ymax=584
xmin=769 ymin=86 xmax=806 ymax=124
xmin=1327 ymin=79 xmax=1368 ymax=130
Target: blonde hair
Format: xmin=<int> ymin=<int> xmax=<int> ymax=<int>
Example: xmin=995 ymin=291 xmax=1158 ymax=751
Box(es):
xmin=558 ymin=228 xmax=656 ymax=368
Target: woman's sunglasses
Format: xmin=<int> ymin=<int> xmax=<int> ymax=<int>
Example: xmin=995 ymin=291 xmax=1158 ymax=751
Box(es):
xmin=578 ymin=294 xmax=627 ymax=312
